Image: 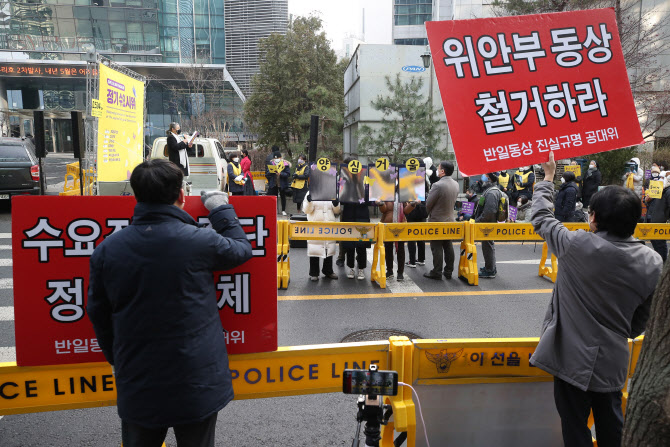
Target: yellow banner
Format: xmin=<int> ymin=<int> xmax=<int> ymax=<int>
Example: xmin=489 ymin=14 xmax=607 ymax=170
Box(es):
xmin=96 ymin=64 xmax=145 ymax=182
xmin=383 ymin=222 xmax=464 ymax=241
xmin=564 ymin=165 xmax=581 ymax=177
xmin=473 ymin=223 xmax=543 ymax=241
xmin=289 ymin=222 xmax=376 ymax=241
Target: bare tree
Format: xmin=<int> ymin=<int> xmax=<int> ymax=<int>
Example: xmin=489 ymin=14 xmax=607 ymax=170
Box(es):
xmin=491 ymin=0 xmax=670 ymax=140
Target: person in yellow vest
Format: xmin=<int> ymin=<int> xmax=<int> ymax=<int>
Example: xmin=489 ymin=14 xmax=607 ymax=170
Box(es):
xmin=511 ymin=166 xmax=535 ymax=203
xmin=226 ymin=151 xmax=246 ymax=196
xmin=498 ymin=170 xmax=511 ymax=196
xmin=291 ymin=154 xmax=310 ymax=211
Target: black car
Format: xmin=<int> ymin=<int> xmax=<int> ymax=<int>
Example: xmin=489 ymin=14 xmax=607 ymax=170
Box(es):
xmin=0 ymin=137 xmax=44 ymax=199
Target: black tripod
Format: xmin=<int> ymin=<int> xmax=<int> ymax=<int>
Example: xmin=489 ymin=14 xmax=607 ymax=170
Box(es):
xmin=351 ymin=393 xmax=404 ymax=447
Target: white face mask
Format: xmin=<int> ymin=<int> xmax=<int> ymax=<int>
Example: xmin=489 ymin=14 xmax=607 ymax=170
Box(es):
xmin=517 ymin=201 xmax=523 ymax=207
xmin=232 ymin=157 xmax=239 ymax=163
xmin=589 ymin=164 xmax=596 ymax=169
xmin=561 ymin=178 xmax=566 ymax=184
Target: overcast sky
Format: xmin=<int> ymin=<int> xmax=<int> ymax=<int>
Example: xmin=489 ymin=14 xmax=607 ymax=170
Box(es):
xmin=288 ymin=0 xmax=393 ymax=53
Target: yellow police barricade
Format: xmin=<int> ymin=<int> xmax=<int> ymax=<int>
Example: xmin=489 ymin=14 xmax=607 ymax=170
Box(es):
xmin=0 ymin=335 xmax=644 ymax=446
xmin=277 ymin=219 xmax=285 ymax=289
xmin=287 ymin=221 xmax=377 ymax=284
xmin=376 ymin=223 xmax=465 ymax=289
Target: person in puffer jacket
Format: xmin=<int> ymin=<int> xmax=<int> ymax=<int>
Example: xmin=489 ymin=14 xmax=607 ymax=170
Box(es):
xmin=303 ymin=192 xmax=341 ymax=281
xmin=622 ymin=157 xmax=643 ymax=198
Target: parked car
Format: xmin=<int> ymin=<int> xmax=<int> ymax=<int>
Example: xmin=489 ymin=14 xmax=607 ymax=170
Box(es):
xmin=0 ymin=137 xmax=44 ymax=199
xmin=150 ymin=137 xmax=229 ymax=194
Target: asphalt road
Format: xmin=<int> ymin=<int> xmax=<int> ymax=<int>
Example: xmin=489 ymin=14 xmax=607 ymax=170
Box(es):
xmin=0 ymin=159 xmax=556 ymax=446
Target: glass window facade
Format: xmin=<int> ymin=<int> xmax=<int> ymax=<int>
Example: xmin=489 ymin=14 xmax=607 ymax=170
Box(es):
xmin=394 ymin=0 xmax=432 ymax=26
xmin=0 ymin=0 xmax=224 ymax=63
xmin=394 ymin=38 xmax=429 ymax=46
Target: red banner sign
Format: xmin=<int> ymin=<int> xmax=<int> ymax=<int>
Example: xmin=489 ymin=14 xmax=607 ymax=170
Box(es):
xmin=426 ymin=8 xmax=643 ymax=176
xmin=12 ymin=196 xmax=277 ymax=366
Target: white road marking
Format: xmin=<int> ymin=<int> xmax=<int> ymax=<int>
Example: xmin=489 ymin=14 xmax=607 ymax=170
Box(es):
xmin=0 ymin=233 xmax=10 ymax=239
xmin=0 ymin=246 xmax=10 ymax=250
xmin=0 ymin=278 xmax=12 ymax=289
xmin=0 ymin=306 xmax=13 ymax=321
xmin=0 ymin=346 xmax=16 ymax=363
xmin=366 ymin=247 xmax=423 ymax=294
xmin=0 ymin=259 xmax=12 ymax=266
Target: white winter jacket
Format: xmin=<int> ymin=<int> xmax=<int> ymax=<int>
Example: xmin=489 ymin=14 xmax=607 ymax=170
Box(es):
xmin=303 ymin=198 xmax=341 ymax=258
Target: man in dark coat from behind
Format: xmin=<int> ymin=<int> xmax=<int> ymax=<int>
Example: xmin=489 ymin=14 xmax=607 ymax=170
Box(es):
xmin=87 ymin=159 xmax=252 ymax=447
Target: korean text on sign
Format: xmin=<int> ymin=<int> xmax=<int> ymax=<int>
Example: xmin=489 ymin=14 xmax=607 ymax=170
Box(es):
xmin=426 ymin=9 xmax=643 ymax=176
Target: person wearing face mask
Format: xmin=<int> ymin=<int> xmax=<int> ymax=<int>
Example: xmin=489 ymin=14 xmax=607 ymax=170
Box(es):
xmin=226 ymin=152 xmax=246 ymax=196
xmin=554 ymin=171 xmax=579 ymax=222
xmin=581 ymin=160 xmax=601 ymax=208
xmin=511 ymin=166 xmax=535 ymax=203
xmin=166 ymin=122 xmax=192 ymax=176
xmin=644 ymin=166 xmax=670 ymax=261
xmin=530 ymin=151 xmax=662 ymax=447
xmin=622 ymin=157 xmax=644 ymax=197
xmin=291 ymin=154 xmax=310 ymax=211
xmin=266 ymin=149 xmax=290 ymax=215
xmin=240 ymin=149 xmax=254 ymax=195
xmin=473 ymin=172 xmax=508 ymax=278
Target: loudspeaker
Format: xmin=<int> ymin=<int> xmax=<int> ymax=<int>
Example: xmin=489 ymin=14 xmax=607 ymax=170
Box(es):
xmin=71 ymin=111 xmax=85 ymax=159
xmin=308 ymin=114 xmax=319 ymax=163
xmin=33 ymin=111 xmax=46 ymax=158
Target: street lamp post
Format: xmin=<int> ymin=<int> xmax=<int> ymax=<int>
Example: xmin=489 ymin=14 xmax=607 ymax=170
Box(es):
xmin=421 ymin=48 xmax=434 ymax=159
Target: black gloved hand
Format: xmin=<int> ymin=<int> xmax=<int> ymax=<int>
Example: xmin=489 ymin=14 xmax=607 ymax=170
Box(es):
xmin=307 ymin=193 xmax=312 ymax=202
xmin=332 ymin=199 xmax=339 ymax=207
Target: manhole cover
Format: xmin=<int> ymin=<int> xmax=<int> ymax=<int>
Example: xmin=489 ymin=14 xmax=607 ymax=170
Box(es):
xmin=341 ymin=329 xmax=422 ymax=343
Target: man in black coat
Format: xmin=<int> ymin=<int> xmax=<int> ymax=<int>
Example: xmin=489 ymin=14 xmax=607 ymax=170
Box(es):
xmin=555 ymin=171 xmax=579 ymax=223
xmin=166 ymin=122 xmax=192 ymax=176
xmin=87 ymin=159 xmax=252 ymax=447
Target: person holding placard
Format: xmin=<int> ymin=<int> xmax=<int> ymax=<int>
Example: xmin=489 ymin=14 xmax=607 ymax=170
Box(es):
xmin=511 ymin=166 xmax=535 ymax=203
xmin=531 ymin=152 xmax=662 ymax=447
xmin=291 ymin=154 xmax=310 ymax=211
xmin=622 ymin=157 xmax=644 ymax=198
xmin=644 ymin=167 xmax=670 ymax=261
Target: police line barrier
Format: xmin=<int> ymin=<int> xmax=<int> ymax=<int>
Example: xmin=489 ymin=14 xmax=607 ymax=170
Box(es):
xmin=0 ymin=336 xmax=645 ymax=446
xmin=280 ymin=221 xmax=670 ymax=289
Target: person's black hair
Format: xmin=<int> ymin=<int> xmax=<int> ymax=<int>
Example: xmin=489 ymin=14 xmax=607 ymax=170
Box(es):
xmin=589 ymin=186 xmax=641 ymax=238
xmin=440 ymin=161 xmax=454 ymax=176
xmin=487 ymin=172 xmax=498 ymax=183
xmin=130 ymin=159 xmax=183 ymax=205
xmin=242 ymin=148 xmax=249 ymax=157
xmin=343 ymin=155 xmax=354 ymax=164
xmin=271 ymin=145 xmax=280 ymax=152
xmin=562 ymin=171 xmax=576 ymax=182
xmin=273 ymin=150 xmax=282 ymax=158
xmin=518 ymin=196 xmax=529 ymax=205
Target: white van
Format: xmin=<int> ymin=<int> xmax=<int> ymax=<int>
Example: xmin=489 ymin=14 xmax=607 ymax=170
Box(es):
xmin=151 ymin=137 xmax=229 ymax=194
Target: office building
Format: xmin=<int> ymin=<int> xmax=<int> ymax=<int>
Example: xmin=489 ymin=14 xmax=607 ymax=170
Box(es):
xmin=224 ymin=0 xmax=288 ymax=97
xmin=0 ymin=0 xmax=246 ymax=152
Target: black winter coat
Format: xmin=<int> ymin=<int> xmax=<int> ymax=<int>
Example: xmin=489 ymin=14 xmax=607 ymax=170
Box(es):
xmin=265 ymin=161 xmax=290 ymax=190
xmin=87 ymin=203 xmax=252 ymax=428
xmin=582 ymin=168 xmax=601 ymax=206
xmin=166 ymin=134 xmax=189 ymax=175
xmin=341 ymin=202 xmax=372 ymax=249
xmin=648 ymin=186 xmax=670 ymax=223
xmin=555 ymin=181 xmax=579 ymax=222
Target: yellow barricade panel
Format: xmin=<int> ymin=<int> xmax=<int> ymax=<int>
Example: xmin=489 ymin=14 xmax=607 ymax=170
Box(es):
xmin=634 ymin=223 xmax=670 ymax=240
xmin=413 ymin=338 xmax=548 ymax=381
xmin=382 ymin=222 xmax=464 ymax=242
xmin=289 ymin=222 xmax=376 ymax=242
xmin=472 ymin=223 xmax=543 ymax=241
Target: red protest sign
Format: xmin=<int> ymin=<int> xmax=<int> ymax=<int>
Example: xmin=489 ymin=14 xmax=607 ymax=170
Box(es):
xmin=426 ymin=8 xmax=642 ymax=176
xmin=12 ymin=196 xmax=277 ymax=367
